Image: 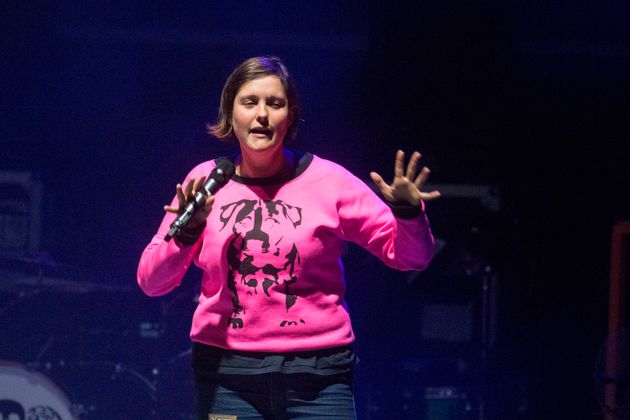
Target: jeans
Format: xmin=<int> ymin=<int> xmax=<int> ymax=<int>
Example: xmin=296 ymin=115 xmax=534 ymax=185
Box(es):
xmin=194 ymin=371 xmax=356 ymax=419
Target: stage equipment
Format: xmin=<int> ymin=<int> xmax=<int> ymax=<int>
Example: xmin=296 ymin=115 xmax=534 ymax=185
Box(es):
xmin=0 ymin=361 xmax=77 ymax=419
xmin=424 ymin=386 xmax=473 ymax=420
xmin=599 ymin=221 xmax=630 ymax=420
xmin=596 ymin=329 xmax=630 ymax=419
xmin=351 ymin=182 xmax=509 ymax=419
xmin=37 ymin=360 xmax=156 ymax=419
xmin=608 ymin=222 xmax=630 ymax=338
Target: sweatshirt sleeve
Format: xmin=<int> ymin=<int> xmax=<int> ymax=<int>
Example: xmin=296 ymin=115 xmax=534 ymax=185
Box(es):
xmin=136 ymin=162 xmax=212 ymax=296
xmin=336 ymin=167 xmax=434 ymax=271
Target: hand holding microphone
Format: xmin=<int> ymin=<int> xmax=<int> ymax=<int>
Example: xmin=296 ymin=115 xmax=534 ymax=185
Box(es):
xmin=164 ymin=160 xmax=235 ymax=242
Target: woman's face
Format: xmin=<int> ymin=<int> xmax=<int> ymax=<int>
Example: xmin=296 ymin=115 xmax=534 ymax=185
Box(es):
xmin=231 ymin=75 xmax=292 ymax=155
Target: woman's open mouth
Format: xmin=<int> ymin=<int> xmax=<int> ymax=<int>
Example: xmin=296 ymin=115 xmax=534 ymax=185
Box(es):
xmin=250 ymin=127 xmax=273 ymax=138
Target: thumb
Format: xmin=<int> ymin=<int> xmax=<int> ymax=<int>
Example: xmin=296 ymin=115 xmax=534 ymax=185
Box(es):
xmin=370 ymin=171 xmax=384 ymax=186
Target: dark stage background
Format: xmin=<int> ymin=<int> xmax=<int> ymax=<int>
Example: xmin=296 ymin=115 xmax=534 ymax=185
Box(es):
xmin=2 ymin=1 xmax=630 ymax=419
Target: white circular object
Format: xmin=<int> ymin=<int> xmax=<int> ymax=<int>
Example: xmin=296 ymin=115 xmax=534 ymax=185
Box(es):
xmin=0 ymin=362 xmax=77 ymax=420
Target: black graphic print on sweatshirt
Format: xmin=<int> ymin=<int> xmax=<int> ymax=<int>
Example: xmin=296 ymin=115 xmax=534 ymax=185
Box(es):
xmin=219 ymin=199 xmax=303 ymax=329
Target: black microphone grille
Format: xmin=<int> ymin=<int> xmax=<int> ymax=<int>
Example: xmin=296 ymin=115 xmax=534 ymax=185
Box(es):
xmin=215 ymin=159 xmax=236 ymax=179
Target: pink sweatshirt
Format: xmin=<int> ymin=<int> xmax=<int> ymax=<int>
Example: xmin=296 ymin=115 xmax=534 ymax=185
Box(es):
xmin=137 ymin=154 xmax=434 ymax=352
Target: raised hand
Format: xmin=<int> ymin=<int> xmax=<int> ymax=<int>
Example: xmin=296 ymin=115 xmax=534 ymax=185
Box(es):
xmin=163 ymin=176 xmax=215 ymax=229
xmin=370 ymin=150 xmax=441 ymax=206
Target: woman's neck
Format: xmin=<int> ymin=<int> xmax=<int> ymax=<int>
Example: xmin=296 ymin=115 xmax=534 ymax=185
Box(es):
xmin=236 ymin=148 xmax=293 ymax=178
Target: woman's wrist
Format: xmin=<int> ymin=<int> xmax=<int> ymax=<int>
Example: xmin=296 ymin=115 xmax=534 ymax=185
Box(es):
xmin=386 ymin=200 xmax=424 ymax=219
xmin=175 ymin=221 xmax=207 ymax=245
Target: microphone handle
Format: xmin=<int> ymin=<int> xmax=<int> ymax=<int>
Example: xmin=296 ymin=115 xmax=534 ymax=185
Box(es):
xmin=165 ymin=179 xmax=218 ymax=241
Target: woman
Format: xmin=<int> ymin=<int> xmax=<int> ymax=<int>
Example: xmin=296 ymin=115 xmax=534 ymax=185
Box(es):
xmin=137 ymin=56 xmax=440 ymax=419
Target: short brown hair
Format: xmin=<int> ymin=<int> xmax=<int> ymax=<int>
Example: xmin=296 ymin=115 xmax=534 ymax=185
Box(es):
xmin=207 ymin=56 xmax=300 ymax=143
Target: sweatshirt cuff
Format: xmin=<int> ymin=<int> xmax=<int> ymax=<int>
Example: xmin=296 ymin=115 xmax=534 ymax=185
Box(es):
xmin=387 ymin=201 xmax=425 ymax=219
xmin=174 ymin=221 xmax=206 ymax=246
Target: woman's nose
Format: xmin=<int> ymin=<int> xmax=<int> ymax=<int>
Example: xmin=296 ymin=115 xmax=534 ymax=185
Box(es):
xmin=256 ymin=104 xmax=269 ymax=123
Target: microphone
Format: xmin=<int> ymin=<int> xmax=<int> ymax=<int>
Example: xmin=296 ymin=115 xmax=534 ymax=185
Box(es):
xmin=165 ymin=159 xmax=235 ymax=242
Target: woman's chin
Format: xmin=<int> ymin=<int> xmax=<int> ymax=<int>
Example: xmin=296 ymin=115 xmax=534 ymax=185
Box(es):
xmin=241 ymin=137 xmax=282 ymax=153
